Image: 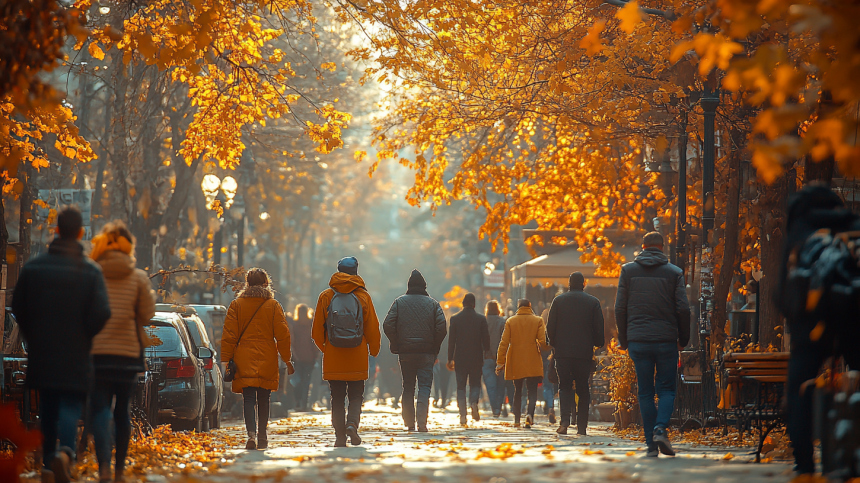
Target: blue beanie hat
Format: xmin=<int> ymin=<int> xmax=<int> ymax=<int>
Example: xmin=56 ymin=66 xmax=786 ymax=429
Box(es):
xmin=337 ymin=256 xmax=359 ymax=275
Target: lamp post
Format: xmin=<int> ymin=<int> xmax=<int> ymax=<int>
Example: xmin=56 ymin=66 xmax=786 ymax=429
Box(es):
xmin=201 ymin=174 xmax=240 ymax=266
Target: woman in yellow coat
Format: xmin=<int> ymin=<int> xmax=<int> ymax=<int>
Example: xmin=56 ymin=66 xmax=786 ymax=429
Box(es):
xmin=221 ymin=268 xmax=292 ymax=450
xmin=496 ymin=299 xmax=547 ymax=428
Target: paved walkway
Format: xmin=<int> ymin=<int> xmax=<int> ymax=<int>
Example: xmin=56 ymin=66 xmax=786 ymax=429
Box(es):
xmin=181 ymin=403 xmax=794 ymax=483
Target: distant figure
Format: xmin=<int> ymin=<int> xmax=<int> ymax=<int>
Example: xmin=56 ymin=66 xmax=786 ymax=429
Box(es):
xmin=546 ymin=272 xmax=605 ymax=435
xmin=12 ymin=206 xmax=111 ymax=482
xmin=616 ymin=232 xmax=690 ymax=457
xmin=221 ymin=268 xmax=293 ymax=450
xmin=88 ymin=221 xmax=156 ymax=482
xmin=483 ymin=300 xmax=506 ymax=417
xmin=447 ymin=293 xmax=490 ymax=425
xmin=496 ymin=299 xmax=547 ymax=428
xmin=383 ymin=269 xmax=447 ymax=431
xmin=290 ymin=304 xmax=318 ymax=411
xmin=312 ymin=257 xmax=381 ymax=447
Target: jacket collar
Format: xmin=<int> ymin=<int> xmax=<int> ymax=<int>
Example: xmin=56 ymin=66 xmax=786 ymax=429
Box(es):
xmin=48 ymin=238 xmax=84 ymax=259
xmin=239 ymin=285 xmax=274 ymax=299
xmin=515 ymin=306 xmax=534 ymax=316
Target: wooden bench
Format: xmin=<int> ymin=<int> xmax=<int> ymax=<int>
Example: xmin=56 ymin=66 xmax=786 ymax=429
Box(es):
xmin=720 ymin=352 xmax=789 ymax=461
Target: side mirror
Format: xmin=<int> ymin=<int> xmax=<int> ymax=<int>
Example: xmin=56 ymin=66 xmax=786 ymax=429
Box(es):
xmin=197 ymin=346 xmax=213 ymax=359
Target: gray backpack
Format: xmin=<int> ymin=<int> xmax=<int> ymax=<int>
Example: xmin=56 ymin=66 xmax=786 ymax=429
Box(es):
xmin=325 ymin=290 xmax=364 ymax=348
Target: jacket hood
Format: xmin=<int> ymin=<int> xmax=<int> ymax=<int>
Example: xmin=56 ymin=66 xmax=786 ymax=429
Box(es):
xmin=634 ymin=248 xmax=669 ymax=267
xmin=329 ymin=272 xmax=366 ymax=293
xmin=96 ymin=250 xmax=135 ymax=279
xmin=406 ymin=269 xmax=428 ymax=295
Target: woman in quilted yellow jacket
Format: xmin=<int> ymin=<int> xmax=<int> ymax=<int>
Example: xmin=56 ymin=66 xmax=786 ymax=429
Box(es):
xmin=221 ymin=268 xmax=292 ymax=450
xmin=89 ymin=221 xmax=156 ymax=483
xmin=496 ymin=299 xmax=547 ymax=428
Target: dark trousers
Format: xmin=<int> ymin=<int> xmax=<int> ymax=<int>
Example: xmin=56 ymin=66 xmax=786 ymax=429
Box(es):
xmin=512 ymin=377 xmax=541 ymax=423
xmin=292 ymin=361 xmax=315 ymax=410
xmin=242 ymin=387 xmax=271 ymax=438
xmin=628 ymin=342 xmax=678 ymax=447
xmin=455 ymin=363 xmax=483 ymax=417
xmin=399 ymin=354 xmax=435 ymax=428
xmin=556 ymin=357 xmax=593 ymax=430
xmin=90 ymin=375 xmax=135 ymax=475
xmin=433 ymin=363 xmax=452 ymax=404
xmin=39 ymin=390 xmax=85 ymax=467
xmin=329 ymin=380 xmax=364 ymax=435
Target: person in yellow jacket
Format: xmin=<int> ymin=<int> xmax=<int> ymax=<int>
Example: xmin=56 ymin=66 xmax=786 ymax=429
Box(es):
xmin=496 ymin=299 xmax=548 ymax=428
xmin=312 ymin=257 xmax=381 ymax=447
xmin=221 ymin=268 xmax=292 ymax=450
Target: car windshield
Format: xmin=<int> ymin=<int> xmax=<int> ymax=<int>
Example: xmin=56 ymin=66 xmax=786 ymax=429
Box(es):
xmin=143 ymin=325 xmax=186 ymax=356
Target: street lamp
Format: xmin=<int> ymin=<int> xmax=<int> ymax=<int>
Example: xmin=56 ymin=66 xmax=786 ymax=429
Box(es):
xmin=201 ymin=174 xmax=242 ymax=266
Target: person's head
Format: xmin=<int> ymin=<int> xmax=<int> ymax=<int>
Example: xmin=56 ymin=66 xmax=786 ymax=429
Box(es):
xmin=643 ymin=231 xmax=664 ymax=251
xmin=569 ymin=271 xmax=585 ymax=291
xmin=91 ymin=219 xmax=136 ymax=261
xmin=462 ymin=292 xmax=476 ymax=309
xmin=337 ymin=256 xmax=359 ymax=276
xmin=294 ymin=303 xmax=310 ymax=321
xmin=246 ymin=268 xmax=271 ymax=287
xmin=56 ymin=206 xmax=84 ymax=240
xmin=517 ymin=299 xmax=531 ymax=309
xmin=407 ymin=269 xmax=427 ymax=291
xmin=485 ymin=300 xmax=501 ymax=316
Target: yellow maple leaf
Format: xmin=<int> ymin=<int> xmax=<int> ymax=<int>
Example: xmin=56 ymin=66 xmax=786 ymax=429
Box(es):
xmin=88 ymin=42 xmax=105 ymax=60
xmin=617 ymin=1 xmax=643 ymax=34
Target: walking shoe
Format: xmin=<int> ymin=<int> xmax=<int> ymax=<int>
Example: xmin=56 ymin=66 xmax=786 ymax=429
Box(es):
xmin=245 ymin=437 xmax=257 ymax=450
xmin=418 ymin=426 xmax=429 ymax=433
xmin=653 ymin=428 xmax=675 ymax=456
xmin=524 ymin=415 xmax=533 ymax=429
xmin=493 ymin=412 xmax=500 ymax=418
xmin=501 ymin=406 xmax=508 ymax=418
xmin=577 ymin=427 xmax=587 ymax=436
xmin=407 ymin=426 xmax=416 ymax=432
xmin=556 ymin=424 xmax=569 ymax=435
xmin=346 ymin=423 xmax=362 ymax=445
xmin=257 ymin=436 xmax=268 ymax=450
xmin=471 ymin=403 xmax=480 ymax=421
xmin=459 ymin=414 xmax=467 ymax=426
xmin=646 ymin=446 xmax=659 ymax=457
xmin=49 ymin=447 xmax=74 ymax=483
xmin=548 ymin=409 xmax=557 ymax=425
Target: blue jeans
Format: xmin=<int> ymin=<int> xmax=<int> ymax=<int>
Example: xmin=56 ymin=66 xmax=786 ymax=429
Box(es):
xmin=399 ymin=354 xmax=435 ymax=428
xmin=542 ymin=357 xmax=557 ymax=412
xmin=39 ymin=390 xmax=85 ymax=468
xmin=628 ymin=341 xmax=678 ymax=447
xmin=90 ymin=377 xmax=135 ymax=475
xmin=482 ymin=359 xmax=504 ymax=415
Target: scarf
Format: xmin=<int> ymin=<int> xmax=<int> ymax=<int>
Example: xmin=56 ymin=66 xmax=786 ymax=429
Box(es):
xmin=90 ymin=232 xmax=133 ymax=262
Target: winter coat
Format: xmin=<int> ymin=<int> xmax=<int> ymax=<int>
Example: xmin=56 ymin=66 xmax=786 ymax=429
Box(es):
xmin=91 ymin=250 xmax=156 ymax=373
xmin=546 ymin=288 xmax=605 ymax=359
xmin=312 ymin=273 xmax=381 ymax=381
xmin=497 ymin=306 xmax=548 ymax=380
xmin=11 ymin=238 xmax=111 ymax=393
xmin=448 ymin=307 xmax=490 ymax=368
xmin=614 ymin=248 xmax=691 ymax=349
xmin=290 ymin=314 xmax=318 ymax=363
xmin=383 ymin=294 xmax=447 ymax=355
xmin=221 ymin=286 xmax=292 ymax=393
xmin=485 ymin=314 xmax=506 ymax=360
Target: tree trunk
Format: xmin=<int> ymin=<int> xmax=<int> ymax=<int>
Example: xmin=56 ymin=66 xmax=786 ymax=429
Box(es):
xmin=18 ymin=161 xmax=34 ymax=262
xmin=758 ymin=169 xmax=795 ymax=349
xmin=713 ymin=128 xmax=743 ymax=346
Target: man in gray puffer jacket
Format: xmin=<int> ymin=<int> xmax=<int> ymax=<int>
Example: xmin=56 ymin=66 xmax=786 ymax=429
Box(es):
xmin=383 ymin=269 xmax=447 ymax=431
xmin=615 ymin=232 xmax=690 ymax=458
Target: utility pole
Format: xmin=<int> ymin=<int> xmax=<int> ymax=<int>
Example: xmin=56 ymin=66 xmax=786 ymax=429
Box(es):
xmin=675 ymin=113 xmax=688 ymax=273
xmin=699 ymin=89 xmax=720 ymax=343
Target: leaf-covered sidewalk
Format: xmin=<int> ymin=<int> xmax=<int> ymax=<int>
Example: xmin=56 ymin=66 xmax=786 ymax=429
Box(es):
xmin=127 ymin=403 xmax=796 ymax=483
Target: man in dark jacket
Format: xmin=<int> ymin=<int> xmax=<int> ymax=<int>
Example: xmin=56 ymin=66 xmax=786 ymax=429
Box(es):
xmin=615 ymin=232 xmax=690 ymax=457
xmin=12 ymin=207 xmax=111 ymax=481
xmin=447 ymin=293 xmax=490 ymax=425
xmin=383 ymin=269 xmax=447 ymax=431
xmin=547 ymin=272 xmax=604 ymax=435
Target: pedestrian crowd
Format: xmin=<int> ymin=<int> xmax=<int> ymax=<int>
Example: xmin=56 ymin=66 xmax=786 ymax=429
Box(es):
xmin=12 ymin=206 xmax=695 ymax=483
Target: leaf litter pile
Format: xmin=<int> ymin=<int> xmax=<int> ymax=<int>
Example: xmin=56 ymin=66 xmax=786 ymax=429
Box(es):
xmin=74 ymin=426 xmax=244 ymax=480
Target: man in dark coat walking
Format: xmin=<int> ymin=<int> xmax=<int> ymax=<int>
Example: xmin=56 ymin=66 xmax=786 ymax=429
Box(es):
xmin=12 ymin=206 xmax=111 ymax=481
xmin=383 ymin=269 xmax=447 ymax=431
xmin=447 ymin=293 xmax=490 ymax=425
xmin=615 ymin=232 xmax=690 ymax=457
xmin=546 ymin=272 xmax=604 ymax=435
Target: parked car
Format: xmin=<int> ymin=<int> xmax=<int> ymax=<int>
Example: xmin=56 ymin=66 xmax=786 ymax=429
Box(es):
xmin=155 ymin=304 xmax=223 ymax=429
xmin=1 ymin=309 xmax=38 ymax=425
xmin=145 ymin=312 xmax=210 ymax=431
xmin=187 ymin=305 xmax=227 ymax=359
